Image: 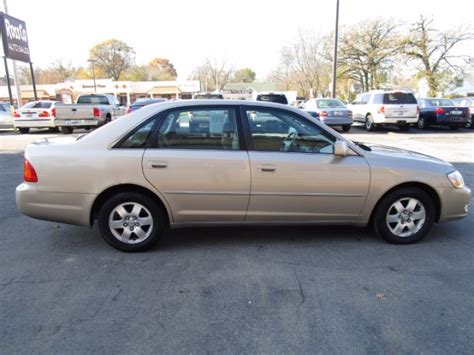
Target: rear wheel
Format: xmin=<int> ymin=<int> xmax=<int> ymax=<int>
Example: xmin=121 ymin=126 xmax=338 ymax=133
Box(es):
xmin=417 ymin=117 xmax=428 ymax=130
xmin=18 ymin=127 xmax=29 ymax=134
xmin=98 ymin=192 xmax=166 ymax=252
xmin=60 ymin=126 xmax=73 ymax=134
xmin=342 ymin=125 xmax=351 ymax=132
xmin=466 ymin=117 xmax=473 ymax=129
xmin=365 ymin=115 xmax=376 ymax=131
xmin=373 ymin=187 xmax=435 ymax=244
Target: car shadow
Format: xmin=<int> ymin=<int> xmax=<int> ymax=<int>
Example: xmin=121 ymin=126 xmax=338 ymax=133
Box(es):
xmin=346 ymin=123 xmax=473 ymax=135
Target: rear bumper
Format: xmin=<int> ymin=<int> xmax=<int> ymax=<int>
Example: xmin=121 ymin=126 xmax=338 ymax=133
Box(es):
xmin=55 ymin=118 xmax=102 ymax=127
xmin=320 ymin=117 xmax=353 ymax=126
xmin=14 ymin=119 xmax=55 ymax=128
xmin=373 ymin=114 xmax=418 ymax=124
xmin=16 ymin=183 xmax=96 ymax=227
xmin=437 ymin=186 xmax=471 ymax=222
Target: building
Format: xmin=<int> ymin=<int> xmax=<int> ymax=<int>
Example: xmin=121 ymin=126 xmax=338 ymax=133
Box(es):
xmin=222 ymin=82 xmax=298 ymax=103
xmin=0 ymin=79 xmax=201 ymax=106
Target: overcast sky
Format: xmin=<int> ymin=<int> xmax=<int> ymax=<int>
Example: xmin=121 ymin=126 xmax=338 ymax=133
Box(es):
xmin=2 ymin=0 xmax=473 ymax=80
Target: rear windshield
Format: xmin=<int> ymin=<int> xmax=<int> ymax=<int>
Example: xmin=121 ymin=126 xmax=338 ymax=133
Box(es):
xmin=23 ymin=101 xmax=53 ymax=109
xmin=256 ymin=94 xmax=288 ymax=105
xmin=316 ymin=99 xmax=345 ymax=108
xmin=193 ymin=94 xmax=224 ymax=99
xmin=77 ymin=95 xmax=109 ymax=105
xmin=427 ymin=99 xmax=455 ymax=106
xmin=383 ymin=92 xmax=417 ymax=105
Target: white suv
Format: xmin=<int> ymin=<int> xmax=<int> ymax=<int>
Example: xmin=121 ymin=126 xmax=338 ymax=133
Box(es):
xmin=347 ymin=90 xmax=419 ymax=131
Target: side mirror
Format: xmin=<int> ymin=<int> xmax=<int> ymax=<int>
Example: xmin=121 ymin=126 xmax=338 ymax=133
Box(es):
xmin=334 ymin=140 xmax=349 ymax=157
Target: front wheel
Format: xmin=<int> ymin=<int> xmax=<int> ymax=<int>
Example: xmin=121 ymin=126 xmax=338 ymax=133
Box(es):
xmin=60 ymin=126 xmax=74 ymax=134
xmin=373 ymin=187 xmax=435 ymax=244
xmin=342 ymin=125 xmax=351 ymax=132
xmin=98 ymin=192 xmax=166 ymax=252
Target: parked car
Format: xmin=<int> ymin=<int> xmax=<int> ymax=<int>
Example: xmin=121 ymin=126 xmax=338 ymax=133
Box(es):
xmin=193 ymin=92 xmax=224 ymax=99
xmin=16 ymin=100 xmax=470 ymax=252
xmin=0 ymin=102 xmax=13 ymax=129
xmin=302 ymin=98 xmax=353 ymax=132
xmin=451 ymin=97 xmax=474 ymax=129
xmin=416 ymin=98 xmax=470 ymax=130
xmin=127 ymin=98 xmax=168 ymax=113
xmin=255 ymin=92 xmax=288 ymax=105
xmin=13 ymin=101 xmax=57 ymax=134
xmin=347 ymin=90 xmax=419 ymax=131
xmin=55 ymin=94 xmax=125 ymax=134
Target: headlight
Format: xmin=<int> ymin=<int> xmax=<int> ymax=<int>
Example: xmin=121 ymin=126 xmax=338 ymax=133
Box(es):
xmin=447 ymin=170 xmax=465 ymax=189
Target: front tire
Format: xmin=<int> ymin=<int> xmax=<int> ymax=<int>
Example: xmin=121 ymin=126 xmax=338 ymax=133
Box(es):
xmin=373 ymin=187 xmax=435 ymax=244
xmin=98 ymin=192 xmax=166 ymax=252
xmin=61 ymin=126 xmax=74 ymax=134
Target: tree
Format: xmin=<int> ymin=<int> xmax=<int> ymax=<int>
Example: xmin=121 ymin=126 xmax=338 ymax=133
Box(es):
xmin=190 ymin=58 xmax=233 ymax=91
xmin=338 ymin=19 xmax=400 ymax=92
xmin=122 ymin=65 xmax=150 ymax=81
xmin=89 ymin=39 xmax=135 ymax=81
xmin=232 ymin=68 xmax=256 ymax=83
xmin=148 ymin=58 xmax=177 ymax=80
xmin=401 ymin=15 xmax=474 ymax=96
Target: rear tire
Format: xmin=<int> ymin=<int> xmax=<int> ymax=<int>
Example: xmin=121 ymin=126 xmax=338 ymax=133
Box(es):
xmin=98 ymin=192 xmax=166 ymax=252
xmin=373 ymin=187 xmax=435 ymax=244
xmin=365 ymin=115 xmax=376 ymax=131
xmin=417 ymin=117 xmax=428 ymax=130
xmin=18 ymin=128 xmax=29 ymax=134
xmin=60 ymin=126 xmax=73 ymax=134
xmin=342 ymin=125 xmax=351 ymax=132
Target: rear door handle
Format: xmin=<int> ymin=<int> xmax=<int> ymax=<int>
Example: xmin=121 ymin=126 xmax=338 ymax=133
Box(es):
xmin=147 ymin=161 xmax=168 ymax=169
xmin=259 ymin=165 xmax=276 ymax=172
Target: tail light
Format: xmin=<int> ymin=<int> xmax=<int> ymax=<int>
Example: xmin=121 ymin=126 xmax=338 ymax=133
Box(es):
xmin=24 ymin=159 xmax=38 ymax=182
xmin=52 ymin=108 xmax=56 ymax=117
xmin=127 ymin=106 xmax=132 ymax=114
xmin=347 ymin=111 xmax=353 ymax=116
xmin=38 ymin=111 xmax=50 ymax=117
xmin=435 ymin=107 xmax=445 ymax=115
xmin=13 ymin=111 xmax=20 ymax=118
xmin=416 ymin=106 xmax=420 ymax=114
xmin=378 ymin=106 xmax=385 ymax=114
xmin=319 ymin=111 xmax=328 ymax=117
xmin=93 ymin=108 xmax=101 ymax=117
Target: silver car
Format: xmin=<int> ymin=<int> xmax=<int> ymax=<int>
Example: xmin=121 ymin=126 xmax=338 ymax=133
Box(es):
xmin=303 ymin=98 xmax=353 ymax=131
xmin=16 ymin=100 xmax=471 ymax=252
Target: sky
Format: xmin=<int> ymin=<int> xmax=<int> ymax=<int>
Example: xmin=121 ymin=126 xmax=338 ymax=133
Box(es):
xmin=2 ymin=0 xmax=473 ymax=80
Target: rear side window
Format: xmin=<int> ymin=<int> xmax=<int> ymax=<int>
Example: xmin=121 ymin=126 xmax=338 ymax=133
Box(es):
xmin=155 ymin=108 xmax=240 ymax=150
xmin=256 ymin=94 xmax=288 ymax=105
xmin=118 ymin=120 xmax=156 ymax=148
xmin=383 ymin=93 xmax=417 ymax=104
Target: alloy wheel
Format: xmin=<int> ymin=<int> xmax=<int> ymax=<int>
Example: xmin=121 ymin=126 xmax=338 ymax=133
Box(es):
xmin=108 ymin=202 xmax=154 ymax=244
xmin=386 ymin=197 xmax=426 ymax=238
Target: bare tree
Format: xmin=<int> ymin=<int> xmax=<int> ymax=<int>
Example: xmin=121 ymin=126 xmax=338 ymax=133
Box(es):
xmin=402 ymin=15 xmax=474 ymax=96
xmin=190 ymin=58 xmax=233 ymax=91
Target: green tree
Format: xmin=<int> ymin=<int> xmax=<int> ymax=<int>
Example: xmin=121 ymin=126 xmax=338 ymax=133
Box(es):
xmin=232 ymin=68 xmax=256 ymax=83
xmin=89 ymin=39 xmax=135 ymax=81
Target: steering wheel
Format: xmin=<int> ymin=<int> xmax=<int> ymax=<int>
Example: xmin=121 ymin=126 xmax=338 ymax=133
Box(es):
xmin=281 ymin=131 xmax=297 ymax=152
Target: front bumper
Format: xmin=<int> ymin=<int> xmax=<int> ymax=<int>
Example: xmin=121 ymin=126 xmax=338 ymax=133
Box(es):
xmin=14 ymin=119 xmax=55 ymax=128
xmin=16 ymin=183 xmax=96 ymax=227
xmin=437 ymin=185 xmax=471 ymax=222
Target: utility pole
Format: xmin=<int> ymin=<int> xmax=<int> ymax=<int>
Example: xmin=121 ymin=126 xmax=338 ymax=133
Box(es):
xmin=331 ymin=0 xmax=340 ymax=98
xmin=2 ymin=0 xmax=22 ymax=106
xmin=88 ymin=58 xmax=97 ymax=93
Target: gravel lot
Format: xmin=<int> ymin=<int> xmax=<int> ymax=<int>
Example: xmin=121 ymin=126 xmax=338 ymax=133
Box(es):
xmin=0 ymin=125 xmax=473 ymax=353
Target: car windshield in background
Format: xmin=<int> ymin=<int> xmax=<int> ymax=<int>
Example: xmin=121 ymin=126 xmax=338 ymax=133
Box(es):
xmin=23 ymin=101 xmax=53 ymax=109
xmin=77 ymin=95 xmax=109 ymax=105
xmin=256 ymin=94 xmax=288 ymax=105
xmin=193 ymin=94 xmax=224 ymax=99
xmin=316 ymin=99 xmax=345 ymax=108
xmin=428 ymin=99 xmax=455 ymax=106
xmin=383 ymin=92 xmax=417 ymax=104
xmin=132 ymin=99 xmax=167 ymax=107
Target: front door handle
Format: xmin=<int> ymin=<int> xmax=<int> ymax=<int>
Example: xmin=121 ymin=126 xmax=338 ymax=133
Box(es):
xmin=147 ymin=161 xmax=168 ymax=169
xmin=259 ymin=165 xmax=276 ymax=172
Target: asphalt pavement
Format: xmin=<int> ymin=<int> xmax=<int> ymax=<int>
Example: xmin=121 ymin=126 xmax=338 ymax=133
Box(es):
xmin=0 ymin=126 xmax=473 ymax=353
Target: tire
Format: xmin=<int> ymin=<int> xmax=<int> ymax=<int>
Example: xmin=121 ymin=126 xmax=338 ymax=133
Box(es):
xmin=449 ymin=126 xmax=459 ymax=131
xmin=365 ymin=115 xmax=376 ymax=131
xmin=49 ymin=127 xmax=60 ymax=133
xmin=399 ymin=124 xmax=410 ymax=132
xmin=373 ymin=187 xmax=435 ymax=244
xmin=342 ymin=125 xmax=351 ymax=132
xmin=18 ymin=127 xmax=29 ymax=134
xmin=106 ymin=115 xmax=111 ymax=123
xmin=417 ymin=117 xmax=428 ymax=130
xmin=98 ymin=192 xmax=166 ymax=252
xmin=466 ymin=117 xmax=473 ymax=129
xmin=60 ymin=126 xmax=73 ymax=134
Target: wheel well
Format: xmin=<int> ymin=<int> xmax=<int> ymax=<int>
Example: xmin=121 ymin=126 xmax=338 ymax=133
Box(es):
xmin=90 ymin=184 xmax=170 ymax=226
xmin=369 ymin=182 xmax=441 ymax=223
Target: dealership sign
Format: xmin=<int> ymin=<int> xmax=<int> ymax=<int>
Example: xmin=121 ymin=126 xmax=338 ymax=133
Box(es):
xmin=0 ymin=12 xmax=30 ymax=62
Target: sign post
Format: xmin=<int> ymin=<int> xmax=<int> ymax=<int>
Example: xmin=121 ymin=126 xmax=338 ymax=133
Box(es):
xmin=0 ymin=12 xmax=35 ymax=104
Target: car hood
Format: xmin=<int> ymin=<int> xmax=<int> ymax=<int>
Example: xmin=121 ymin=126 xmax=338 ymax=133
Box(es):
xmin=360 ymin=142 xmax=452 ymax=166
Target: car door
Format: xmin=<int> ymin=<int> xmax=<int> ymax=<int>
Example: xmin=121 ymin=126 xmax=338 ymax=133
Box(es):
xmin=142 ymin=106 xmax=251 ymax=223
xmin=242 ymin=107 xmax=370 ymax=222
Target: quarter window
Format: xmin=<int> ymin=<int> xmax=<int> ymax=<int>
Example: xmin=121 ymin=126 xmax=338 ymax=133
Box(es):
xmin=118 ymin=119 xmax=156 ymax=148
xmin=156 ymin=108 xmax=240 ymax=150
xmin=245 ymin=109 xmax=335 ymax=154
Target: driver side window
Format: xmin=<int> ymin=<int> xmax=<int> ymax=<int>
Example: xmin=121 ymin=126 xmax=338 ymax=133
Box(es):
xmin=245 ymin=109 xmax=335 ymax=154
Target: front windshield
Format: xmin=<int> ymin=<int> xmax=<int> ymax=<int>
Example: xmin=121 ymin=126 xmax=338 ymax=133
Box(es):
xmin=316 ymin=99 xmax=345 ymax=108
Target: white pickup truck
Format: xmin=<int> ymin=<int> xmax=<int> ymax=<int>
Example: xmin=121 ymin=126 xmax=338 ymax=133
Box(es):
xmin=55 ymin=94 xmax=125 ymax=134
